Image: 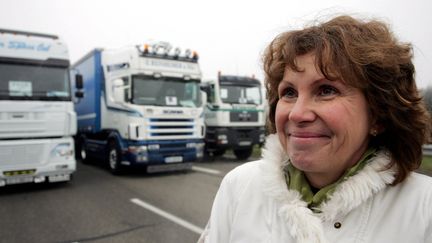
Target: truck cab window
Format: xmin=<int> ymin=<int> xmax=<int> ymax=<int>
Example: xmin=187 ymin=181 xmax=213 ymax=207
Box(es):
xmin=131 ymin=76 xmax=201 ymax=107
xmin=123 ymin=77 xmax=130 ymax=102
xmin=211 ymin=84 xmax=216 ymax=103
xmin=0 ymin=63 xmax=71 ymax=100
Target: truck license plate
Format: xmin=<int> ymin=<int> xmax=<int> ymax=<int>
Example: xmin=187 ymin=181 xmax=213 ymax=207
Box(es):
xmin=165 ymin=156 xmax=183 ymax=163
xmin=48 ymin=174 xmax=70 ymax=182
xmin=239 ymin=141 xmax=252 ymax=146
xmin=6 ymin=176 xmax=34 ymax=185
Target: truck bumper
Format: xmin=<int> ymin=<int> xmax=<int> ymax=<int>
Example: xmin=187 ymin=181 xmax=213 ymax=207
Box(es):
xmin=146 ymin=162 xmax=193 ymax=173
xmin=0 ymin=137 xmax=76 ymax=186
xmin=205 ymin=126 xmax=266 ymax=150
xmin=121 ymin=139 xmax=204 ymax=170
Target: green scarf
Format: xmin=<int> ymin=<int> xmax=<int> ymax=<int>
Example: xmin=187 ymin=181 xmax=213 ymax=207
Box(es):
xmin=284 ymin=148 xmax=376 ymax=212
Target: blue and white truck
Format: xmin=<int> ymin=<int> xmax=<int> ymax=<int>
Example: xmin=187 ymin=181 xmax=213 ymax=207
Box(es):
xmin=0 ymin=29 xmax=77 ymax=186
xmin=201 ymin=73 xmax=266 ymax=160
xmin=72 ymin=41 xmax=205 ymax=174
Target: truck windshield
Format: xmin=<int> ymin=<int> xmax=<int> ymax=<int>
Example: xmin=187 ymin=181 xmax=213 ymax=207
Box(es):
xmin=131 ymin=76 xmax=202 ymax=107
xmin=219 ymin=84 xmax=262 ymax=105
xmin=0 ymin=63 xmax=71 ymax=101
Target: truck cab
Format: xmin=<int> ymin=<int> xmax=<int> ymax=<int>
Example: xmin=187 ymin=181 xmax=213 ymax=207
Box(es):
xmin=201 ymin=73 xmax=266 ymax=160
xmin=72 ymin=41 xmax=205 ymax=174
xmin=0 ymin=29 xmax=76 ymax=186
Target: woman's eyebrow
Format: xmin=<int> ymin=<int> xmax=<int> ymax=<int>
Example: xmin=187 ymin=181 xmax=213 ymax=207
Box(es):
xmin=280 ymin=78 xmax=328 ymax=86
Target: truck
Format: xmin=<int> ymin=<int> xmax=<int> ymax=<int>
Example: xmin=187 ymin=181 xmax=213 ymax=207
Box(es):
xmin=71 ymin=41 xmax=205 ymax=174
xmin=0 ymin=29 xmax=76 ymax=186
xmin=200 ymin=73 xmax=266 ymax=160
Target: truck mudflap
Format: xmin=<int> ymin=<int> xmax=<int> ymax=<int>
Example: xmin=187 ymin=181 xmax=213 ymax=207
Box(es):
xmin=146 ymin=162 xmax=193 ymax=173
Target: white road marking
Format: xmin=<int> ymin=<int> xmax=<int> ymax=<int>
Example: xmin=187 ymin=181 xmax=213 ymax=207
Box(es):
xmin=130 ymin=198 xmax=204 ymax=235
xmin=192 ymin=166 xmax=221 ymax=175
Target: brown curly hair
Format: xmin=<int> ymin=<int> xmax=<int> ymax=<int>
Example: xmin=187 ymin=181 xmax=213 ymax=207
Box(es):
xmin=262 ymin=15 xmax=431 ymax=184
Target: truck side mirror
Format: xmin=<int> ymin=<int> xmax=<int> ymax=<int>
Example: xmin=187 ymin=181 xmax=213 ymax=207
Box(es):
xmin=200 ymin=85 xmax=211 ymax=102
xmin=200 ymin=85 xmax=208 ymax=93
xmin=75 ymin=90 xmax=84 ymax=98
xmin=201 ymin=90 xmax=207 ymax=106
xmin=112 ymin=79 xmax=125 ymax=102
xmin=75 ymin=74 xmax=83 ymax=89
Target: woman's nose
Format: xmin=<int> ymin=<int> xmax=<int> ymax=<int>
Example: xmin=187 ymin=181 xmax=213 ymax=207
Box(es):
xmin=288 ymin=97 xmax=316 ymax=123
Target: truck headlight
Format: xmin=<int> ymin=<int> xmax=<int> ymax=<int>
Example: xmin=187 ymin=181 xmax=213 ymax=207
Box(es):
xmin=187 ymin=142 xmax=204 ymax=149
xmin=259 ymin=133 xmax=266 ymax=142
xmin=51 ymin=143 xmax=74 ymax=157
xmin=128 ymin=145 xmax=147 ymax=153
xmin=217 ymin=134 xmax=227 ymax=140
xmin=148 ymin=144 xmax=160 ymax=150
xmin=136 ymin=155 xmax=148 ymax=162
xmin=217 ymin=134 xmax=228 ymax=144
xmin=186 ymin=142 xmax=196 ymax=148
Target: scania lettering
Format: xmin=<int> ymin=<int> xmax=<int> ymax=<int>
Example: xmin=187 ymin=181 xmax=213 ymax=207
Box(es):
xmin=0 ymin=29 xmax=76 ymax=186
xmin=201 ymin=73 xmax=266 ymax=160
xmin=72 ymin=42 xmax=205 ymax=174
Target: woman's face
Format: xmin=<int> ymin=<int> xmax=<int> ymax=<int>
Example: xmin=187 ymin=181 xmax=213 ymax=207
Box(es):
xmin=275 ymin=53 xmax=372 ymax=187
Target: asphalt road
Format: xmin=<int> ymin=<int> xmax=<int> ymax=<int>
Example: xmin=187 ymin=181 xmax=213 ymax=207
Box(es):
xmin=0 ymin=154 xmax=257 ymax=243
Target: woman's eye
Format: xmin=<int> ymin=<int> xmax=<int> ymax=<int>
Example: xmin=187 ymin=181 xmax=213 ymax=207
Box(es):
xmin=318 ymin=85 xmax=338 ymax=96
xmin=281 ymin=87 xmax=297 ymax=98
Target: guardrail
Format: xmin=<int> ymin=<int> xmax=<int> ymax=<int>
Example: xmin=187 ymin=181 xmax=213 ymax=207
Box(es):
xmin=424 ymin=144 xmax=432 ymax=156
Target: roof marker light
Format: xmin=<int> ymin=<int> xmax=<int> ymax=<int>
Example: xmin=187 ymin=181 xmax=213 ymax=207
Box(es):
xmin=192 ymin=51 xmax=199 ymax=60
xmin=143 ymin=44 xmax=149 ymax=54
xmin=174 ymin=47 xmax=181 ymax=57
xmin=185 ymin=49 xmax=191 ymax=58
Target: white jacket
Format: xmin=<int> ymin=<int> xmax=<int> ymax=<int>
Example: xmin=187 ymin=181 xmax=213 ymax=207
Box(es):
xmin=199 ymin=134 xmax=432 ymax=243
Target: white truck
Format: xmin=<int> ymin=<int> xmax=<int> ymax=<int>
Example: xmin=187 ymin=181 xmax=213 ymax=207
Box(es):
xmin=72 ymin=41 xmax=205 ymax=174
xmin=0 ymin=29 xmax=76 ymax=186
xmin=201 ymin=73 xmax=266 ymax=160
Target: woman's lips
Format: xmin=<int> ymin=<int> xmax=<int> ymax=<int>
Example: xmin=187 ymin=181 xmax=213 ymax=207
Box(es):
xmin=288 ymin=131 xmax=331 ymax=148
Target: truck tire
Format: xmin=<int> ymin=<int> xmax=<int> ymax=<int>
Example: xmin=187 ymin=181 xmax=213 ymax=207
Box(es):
xmin=233 ymin=147 xmax=253 ymax=160
xmin=107 ymin=140 xmax=123 ymax=175
xmin=76 ymin=138 xmax=91 ymax=164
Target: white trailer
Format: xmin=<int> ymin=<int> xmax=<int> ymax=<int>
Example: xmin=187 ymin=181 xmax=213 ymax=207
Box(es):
xmin=201 ymin=73 xmax=266 ymax=160
xmin=72 ymin=41 xmax=205 ymax=174
xmin=0 ymin=29 xmax=76 ymax=186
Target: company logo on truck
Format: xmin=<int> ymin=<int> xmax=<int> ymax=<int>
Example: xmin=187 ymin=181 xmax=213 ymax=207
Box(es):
xmin=0 ymin=41 xmax=51 ymax=52
xmin=238 ymin=111 xmax=252 ymax=119
xmin=144 ymin=58 xmax=197 ymax=71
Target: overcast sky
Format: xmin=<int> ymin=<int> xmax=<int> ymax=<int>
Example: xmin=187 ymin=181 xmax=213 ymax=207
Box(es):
xmin=1 ymin=0 xmax=431 ymax=88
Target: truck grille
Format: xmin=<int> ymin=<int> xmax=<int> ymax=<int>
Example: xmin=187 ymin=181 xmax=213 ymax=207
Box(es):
xmin=0 ymin=142 xmax=44 ymax=166
xmin=150 ymin=118 xmax=193 ymax=122
xmin=148 ymin=118 xmax=196 ymax=139
xmin=229 ymin=111 xmax=258 ymax=122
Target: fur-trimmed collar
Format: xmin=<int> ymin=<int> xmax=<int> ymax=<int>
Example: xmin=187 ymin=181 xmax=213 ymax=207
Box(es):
xmin=260 ymin=134 xmax=397 ymax=243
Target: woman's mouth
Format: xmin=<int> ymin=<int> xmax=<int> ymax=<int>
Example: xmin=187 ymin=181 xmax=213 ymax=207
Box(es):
xmin=288 ymin=131 xmax=331 ymax=148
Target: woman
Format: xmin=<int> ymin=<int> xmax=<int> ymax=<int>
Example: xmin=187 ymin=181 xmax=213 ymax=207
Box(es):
xmin=199 ymin=15 xmax=432 ymax=243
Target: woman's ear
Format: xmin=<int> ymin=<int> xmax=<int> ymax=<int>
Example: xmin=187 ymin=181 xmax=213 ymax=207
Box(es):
xmin=370 ymin=123 xmax=385 ymax=136
xmin=370 ymin=128 xmax=378 ymax=137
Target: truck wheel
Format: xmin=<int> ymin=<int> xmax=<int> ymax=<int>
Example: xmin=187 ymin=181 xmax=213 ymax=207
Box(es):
xmin=212 ymin=149 xmax=226 ymax=157
xmin=233 ymin=147 xmax=252 ymax=160
xmin=76 ymin=139 xmax=91 ymax=164
xmin=108 ymin=140 xmax=123 ymax=175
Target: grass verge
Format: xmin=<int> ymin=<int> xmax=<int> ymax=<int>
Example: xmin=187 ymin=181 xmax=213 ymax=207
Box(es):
xmin=234 ymin=146 xmax=432 ymax=176
xmin=420 ymin=156 xmax=432 ymax=175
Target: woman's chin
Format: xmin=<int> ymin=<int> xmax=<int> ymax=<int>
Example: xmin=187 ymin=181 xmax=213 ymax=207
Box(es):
xmin=289 ymin=154 xmax=317 ymax=171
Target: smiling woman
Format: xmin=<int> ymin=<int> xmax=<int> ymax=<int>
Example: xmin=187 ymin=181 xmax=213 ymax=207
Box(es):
xmin=275 ymin=53 xmax=371 ymax=188
xmin=199 ymin=15 xmax=432 ymax=243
